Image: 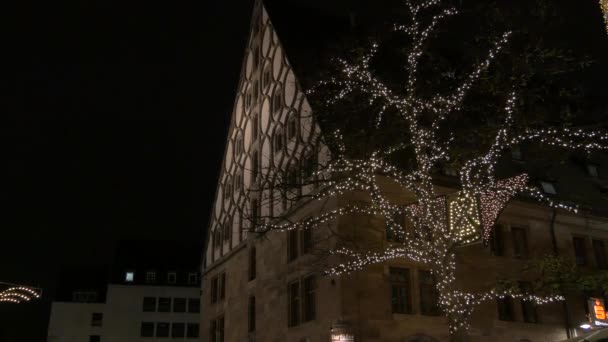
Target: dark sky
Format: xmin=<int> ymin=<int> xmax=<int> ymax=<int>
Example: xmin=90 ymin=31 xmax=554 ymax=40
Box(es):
xmin=1 ymin=0 xmax=255 ymax=340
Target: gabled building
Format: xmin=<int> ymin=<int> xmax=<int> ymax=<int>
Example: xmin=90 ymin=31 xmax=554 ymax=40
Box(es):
xmin=202 ymin=1 xmax=608 ymax=342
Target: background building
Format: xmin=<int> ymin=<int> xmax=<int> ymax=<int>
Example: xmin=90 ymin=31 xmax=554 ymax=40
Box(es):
xmin=48 ymin=241 xmax=202 ymax=342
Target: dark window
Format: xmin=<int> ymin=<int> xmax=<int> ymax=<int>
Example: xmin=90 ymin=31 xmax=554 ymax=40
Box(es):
xmin=188 ymin=273 xmax=198 ymax=285
xmin=167 ymin=272 xmax=177 ymax=284
xmin=490 ymin=225 xmax=504 ymax=256
xmin=219 ymin=272 xmax=226 ymax=300
xmin=511 ymin=227 xmax=528 ymax=258
xmin=593 ymin=240 xmax=608 ymax=269
xmin=390 ymin=267 xmax=411 ymax=314
xmin=223 ymin=223 xmax=231 ymax=242
xmin=288 ymin=281 xmax=300 ymax=327
xmin=303 ymin=275 xmax=316 ymax=322
xmin=89 ymin=336 xmax=100 ymax=342
xmin=91 ymin=312 xmax=103 ymax=326
xmin=172 ymin=323 xmax=185 ymax=338
xmin=419 ymin=271 xmax=441 ymax=315
xmin=187 ymin=323 xmax=200 ymax=338
xmin=251 ymin=199 xmax=259 ymax=229
xmin=173 ymin=298 xmax=186 ymax=312
xmin=211 ymin=276 xmax=218 ymax=304
xmin=288 ymin=117 xmax=297 ymax=139
xmin=497 ymin=296 xmax=515 ymax=321
xmin=141 ymin=322 xmax=154 ymax=337
xmin=252 ymin=114 xmax=259 ymax=141
xmin=209 ymin=319 xmax=216 ymax=342
xmin=158 ymin=297 xmax=171 ymax=312
xmin=156 ymin=322 xmax=169 ymax=337
xmin=252 ymin=151 xmax=259 ymax=181
xmin=146 ymin=271 xmax=156 ymax=283
xmin=301 ymin=228 xmax=313 ymax=255
xmin=249 ymin=247 xmax=257 ymax=281
xmin=188 ymin=298 xmax=200 ymax=313
xmin=143 ymin=297 xmax=156 ymax=312
xmin=210 ymin=317 xmax=224 ymax=342
xmin=301 ymin=154 xmax=315 ymax=180
xmin=573 ymin=237 xmax=588 ymax=266
xmin=274 ymin=131 xmax=284 ymax=153
xmin=386 ymin=212 xmax=406 ymax=243
xmin=288 ymin=230 xmax=299 ymax=262
xmin=248 ymin=296 xmax=256 ymax=332
xmin=520 ymin=281 xmax=538 ymax=323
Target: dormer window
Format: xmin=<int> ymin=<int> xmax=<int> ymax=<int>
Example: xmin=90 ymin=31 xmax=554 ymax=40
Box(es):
xmin=125 ymin=271 xmax=135 ymax=283
xmin=587 ymin=164 xmax=599 ymax=178
xmin=511 ymin=146 xmax=523 ymax=161
xmin=540 ymin=181 xmax=557 ymax=195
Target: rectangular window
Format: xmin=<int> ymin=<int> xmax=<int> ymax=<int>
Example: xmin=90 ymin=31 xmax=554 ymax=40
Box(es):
xmin=89 ymin=336 xmax=100 ymax=342
xmin=223 ymin=223 xmax=231 ymax=242
xmin=173 ymin=298 xmax=186 ymax=312
xmin=301 ymin=228 xmax=313 ymax=255
xmin=187 ymin=323 xmax=200 ymax=338
xmin=593 ymin=240 xmax=608 ymax=269
xmin=158 ymin=298 xmax=171 ymax=312
xmin=141 ymin=322 xmax=154 ymax=337
xmin=274 ymin=130 xmax=284 ymax=154
xmin=303 ymin=275 xmax=316 ymax=322
xmin=211 ymin=276 xmax=218 ymax=304
xmin=219 ymin=272 xmax=226 ymax=300
xmin=288 ymin=117 xmax=297 ymax=140
xmin=511 ymin=227 xmax=528 ymax=258
xmin=573 ymin=236 xmax=588 ymax=266
xmin=490 ymin=225 xmax=504 ymax=256
xmin=252 ymin=114 xmax=259 ymax=141
xmin=386 ymin=212 xmax=406 ymax=243
xmin=172 ymin=322 xmax=185 ymax=338
xmin=91 ymin=312 xmax=103 ymax=326
xmin=248 ymin=296 xmax=256 ymax=332
xmin=146 ymin=271 xmax=156 ymax=283
xmin=419 ymin=271 xmax=440 ymax=316
xmin=143 ymin=297 xmax=156 ymax=312
xmin=249 ymin=247 xmax=257 ymax=281
xmin=252 ymin=151 xmax=259 ymax=181
xmin=209 ymin=319 xmax=216 ymax=342
xmin=519 ymin=281 xmax=537 ymax=323
xmin=188 ymin=298 xmax=200 ymax=313
xmin=288 ymin=229 xmax=299 ymax=262
xmin=288 ymin=281 xmax=301 ymax=327
xmin=156 ymin=322 xmax=170 ymax=337
xmin=497 ymin=296 xmax=515 ymax=321
xmin=167 ymin=272 xmax=177 ymax=284
xmin=390 ymin=267 xmax=411 ymax=314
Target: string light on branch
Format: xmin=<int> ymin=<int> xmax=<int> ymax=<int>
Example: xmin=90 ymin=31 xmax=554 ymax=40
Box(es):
xmin=600 ymin=0 xmax=608 ymax=34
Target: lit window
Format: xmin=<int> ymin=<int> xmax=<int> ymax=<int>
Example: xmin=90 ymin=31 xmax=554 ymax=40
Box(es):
xmin=125 ymin=271 xmax=134 ymax=283
xmin=540 ymin=181 xmax=557 ymax=195
xmin=587 ymin=164 xmax=599 ymax=178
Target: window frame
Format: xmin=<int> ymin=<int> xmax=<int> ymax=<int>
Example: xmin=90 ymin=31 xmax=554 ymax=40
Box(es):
xmin=389 ymin=267 xmax=412 ymax=314
xmin=511 ymin=226 xmax=529 ymax=258
xmin=141 ymin=322 xmax=155 ymax=337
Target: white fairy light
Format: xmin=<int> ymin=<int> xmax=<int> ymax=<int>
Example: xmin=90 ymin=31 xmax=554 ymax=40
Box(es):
xmin=260 ymin=0 xmax=608 ymax=334
xmin=0 ymin=286 xmax=41 ymax=304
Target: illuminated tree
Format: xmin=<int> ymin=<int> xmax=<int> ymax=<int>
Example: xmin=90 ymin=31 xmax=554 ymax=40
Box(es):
xmin=250 ymin=0 xmax=608 ymax=338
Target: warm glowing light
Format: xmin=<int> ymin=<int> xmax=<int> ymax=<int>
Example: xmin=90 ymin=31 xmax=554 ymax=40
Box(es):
xmin=0 ymin=285 xmax=42 ymax=304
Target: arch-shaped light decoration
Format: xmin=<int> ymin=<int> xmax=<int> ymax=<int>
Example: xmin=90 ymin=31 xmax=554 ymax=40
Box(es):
xmin=0 ymin=285 xmax=42 ymax=304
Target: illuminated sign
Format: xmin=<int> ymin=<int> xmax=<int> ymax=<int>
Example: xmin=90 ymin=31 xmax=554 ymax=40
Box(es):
xmin=588 ymin=298 xmax=608 ymax=326
xmin=331 ymin=334 xmax=355 ymax=342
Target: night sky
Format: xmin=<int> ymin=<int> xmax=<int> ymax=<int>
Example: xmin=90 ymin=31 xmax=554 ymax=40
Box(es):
xmin=1 ymin=0 xmax=254 ymax=339
xmin=1 ymin=0 xmax=607 ymax=340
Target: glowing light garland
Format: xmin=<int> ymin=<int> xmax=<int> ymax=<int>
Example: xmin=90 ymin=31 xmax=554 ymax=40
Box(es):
xmin=255 ymin=0 xmax=608 ymax=334
xmin=0 ymin=285 xmax=41 ymax=304
xmin=601 ymin=0 xmax=608 ymax=34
